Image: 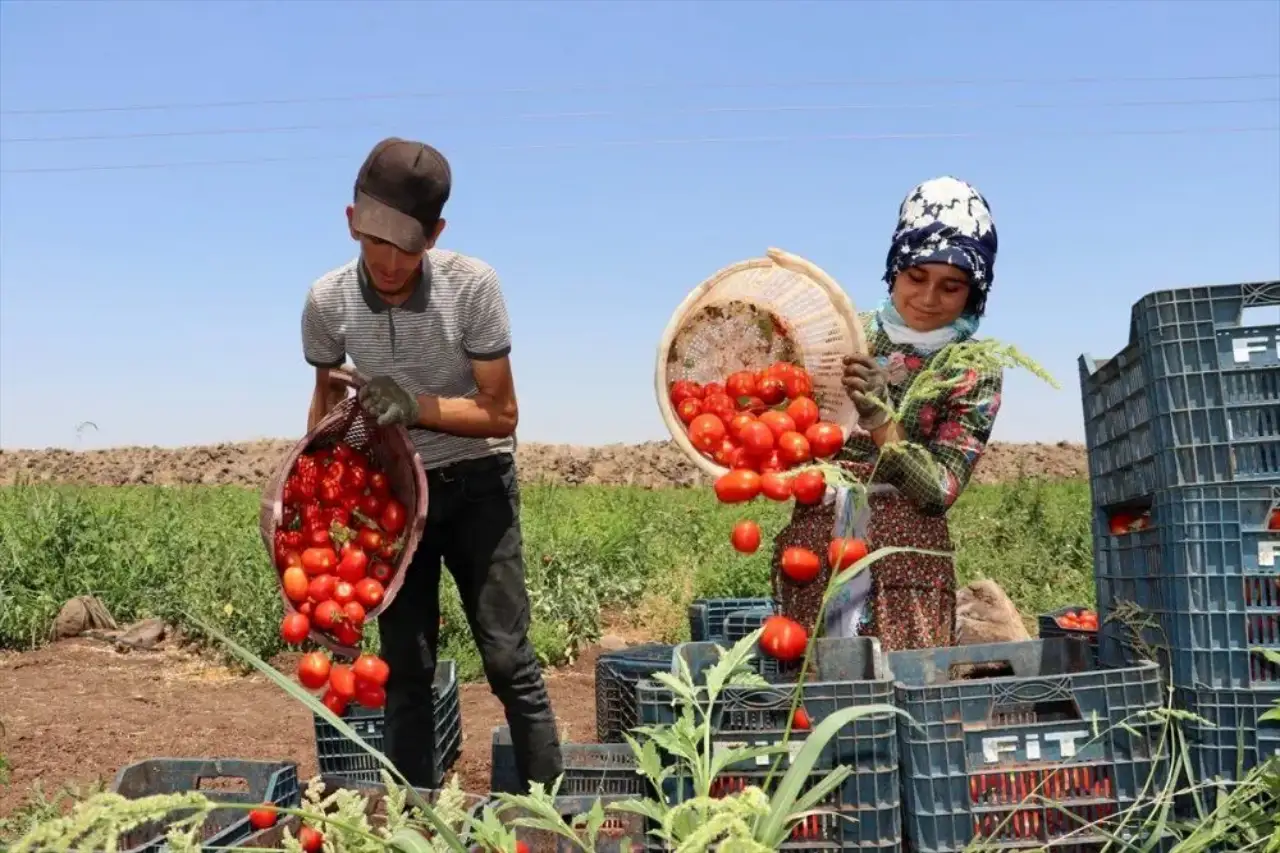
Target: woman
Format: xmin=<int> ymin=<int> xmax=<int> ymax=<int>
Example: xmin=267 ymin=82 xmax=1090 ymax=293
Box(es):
xmin=772 ymin=175 xmax=1003 ymax=652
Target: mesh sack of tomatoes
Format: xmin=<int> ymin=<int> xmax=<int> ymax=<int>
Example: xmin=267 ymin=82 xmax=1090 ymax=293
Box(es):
xmin=260 ymin=369 xmax=428 ymax=658
xmin=656 ymin=247 xmax=870 ymax=478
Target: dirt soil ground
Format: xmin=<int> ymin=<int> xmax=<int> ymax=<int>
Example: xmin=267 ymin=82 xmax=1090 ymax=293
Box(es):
xmin=0 ymin=636 xmax=613 ymax=818
xmin=0 ymin=438 xmax=1087 ymax=489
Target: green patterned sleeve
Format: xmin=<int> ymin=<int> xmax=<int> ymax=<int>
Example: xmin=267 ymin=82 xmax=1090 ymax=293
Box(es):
xmin=873 ymin=363 xmax=1004 ymax=516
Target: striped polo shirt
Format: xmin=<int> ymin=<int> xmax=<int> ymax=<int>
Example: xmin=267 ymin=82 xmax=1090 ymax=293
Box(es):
xmin=301 ymin=249 xmax=515 ymax=470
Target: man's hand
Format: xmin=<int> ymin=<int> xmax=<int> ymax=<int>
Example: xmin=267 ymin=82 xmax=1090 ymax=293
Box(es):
xmin=842 ymin=354 xmax=893 ymax=431
xmin=358 ymin=376 xmax=421 ymax=427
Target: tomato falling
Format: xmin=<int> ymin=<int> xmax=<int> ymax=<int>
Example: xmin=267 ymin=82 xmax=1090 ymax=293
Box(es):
xmin=731 ymin=520 xmax=762 ymax=554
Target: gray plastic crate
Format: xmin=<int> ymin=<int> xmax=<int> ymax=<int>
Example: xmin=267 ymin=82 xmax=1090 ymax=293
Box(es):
xmin=1079 ymin=279 xmax=1280 ymax=508
xmin=1037 ymin=606 xmax=1099 ymax=661
xmin=888 ymin=638 xmax=1171 ymax=853
xmin=595 ymin=642 xmax=676 ymax=743
xmin=312 ymin=660 xmax=461 ymax=787
xmin=490 ymin=727 xmax=647 ymax=797
xmin=497 ymin=794 xmax=648 ymax=853
xmin=1175 ymin=687 xmax=1280 ymax=815
xmin=109 ymin=759 xmax=299 ymax=853
xmin=1094 ymin=483 xmax=1280 ymax=689
xmin=687 ymin=597 xmax=774 ymax=643
xmin=637 ymin=637 xmax=901 ymax=850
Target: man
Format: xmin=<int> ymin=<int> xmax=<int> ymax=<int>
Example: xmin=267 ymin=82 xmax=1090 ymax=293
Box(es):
xmin=301 ymin=137 xmax=563 ymax=790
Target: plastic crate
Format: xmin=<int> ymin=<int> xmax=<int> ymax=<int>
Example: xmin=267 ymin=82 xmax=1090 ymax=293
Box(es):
xmin=1038 ymin=606 xmax=1100 ymax=660
xmin=233 ymin=775 xmax=486 ymax=849
xmin=108 ymin=759 xmax=300 ymax=853
xmin=497 ymin=794 xmax=649 ymax=853
xmin=1079 ymin=279 xmax=1280 ymax=508
xmin=595 ymin=642 xmax=677 ymax=743
xmin=1175 ymin=687 xmax=1280 ymax=811
xmin=887 ymin=638 xmax=1171 ymax=853
xmin=638 ymin=637 xmax=901 ymax=850
xmin=313 ymin=660 xmax=461 ymax=787
xmin=722 ymin=606 xmax=774 ymax=644
xmin=490 ymin=727 xmax=647 ymax=797
xmin=687 ymin=596 xmax=774 ymax=643
xmin=1094 ymin=483 xmax=1280 ymax=689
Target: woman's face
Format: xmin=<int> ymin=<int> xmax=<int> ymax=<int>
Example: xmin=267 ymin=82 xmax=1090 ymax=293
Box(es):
xmin=891 ymin=263 xmax=972 ymax=332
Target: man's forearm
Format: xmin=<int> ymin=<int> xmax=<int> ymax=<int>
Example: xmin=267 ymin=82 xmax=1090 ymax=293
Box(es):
xmin=415 ymin=393 xmax=517 ymax=439
xmin=307 ymin=372 xmax=347 ymax=432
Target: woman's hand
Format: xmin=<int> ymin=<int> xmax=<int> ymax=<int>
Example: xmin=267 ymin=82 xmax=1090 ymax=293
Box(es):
xmin=842 ymin=354 xmax=893 ymax=431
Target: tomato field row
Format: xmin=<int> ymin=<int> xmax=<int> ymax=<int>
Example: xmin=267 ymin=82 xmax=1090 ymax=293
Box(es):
xmin=0 ymin=478 xmax=1093 ymax=681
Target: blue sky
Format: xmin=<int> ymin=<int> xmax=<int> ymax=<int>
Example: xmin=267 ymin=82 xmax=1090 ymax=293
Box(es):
xmin=1 ymin=0 xmax=1277 ymax=451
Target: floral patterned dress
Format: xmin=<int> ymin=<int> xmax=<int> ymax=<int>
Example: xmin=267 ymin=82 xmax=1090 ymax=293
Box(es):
xmin=771 ymin=311 xmax=1004 ymax=652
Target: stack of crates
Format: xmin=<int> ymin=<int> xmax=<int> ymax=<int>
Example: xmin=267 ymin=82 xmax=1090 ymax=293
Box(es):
xmin=594 ymin=642 xmax=677 ymax=743
xmin=887 ymin=638 xmax=1171 ymax=852
xmin=1080 ymin=280 xmax=1280 ymax=808
xmin=636 ymin=636 xmax=903 ymax=851
xmin=687 ymin=596 xmax=775 ymax=643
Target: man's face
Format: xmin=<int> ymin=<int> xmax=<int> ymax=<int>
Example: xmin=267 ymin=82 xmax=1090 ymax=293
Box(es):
xmin=345 ymin=206 xmax=445 ymax=294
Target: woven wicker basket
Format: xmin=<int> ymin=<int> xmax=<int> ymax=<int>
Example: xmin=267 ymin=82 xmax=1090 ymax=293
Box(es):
xmin=259 ymin=369 xmax=428 ymax=658
xmin=655 ymin=248 xmax=868 ymax=478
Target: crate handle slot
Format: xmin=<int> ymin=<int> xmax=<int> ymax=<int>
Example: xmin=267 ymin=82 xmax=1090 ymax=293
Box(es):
xmin=947 ymin=659 xmax=1016 ymax=681
xmin=987 ymin=681 xmax=1083 ymax=725
xmin=194 ymin=775 xmax=251 ymax=793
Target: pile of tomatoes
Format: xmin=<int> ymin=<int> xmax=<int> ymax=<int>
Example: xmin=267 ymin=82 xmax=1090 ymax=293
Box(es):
xmin=670 ymin=362 xmax=845 ymax=475
xmin=272 ymin=440 xmax=410 ymax=712
xmin=1052 ymin=608 xmax=1099 ymax=633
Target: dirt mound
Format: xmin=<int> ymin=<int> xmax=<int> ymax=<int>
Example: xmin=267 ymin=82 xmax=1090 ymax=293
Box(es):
xmin=0 ymin=438 xmax=1086 ymax=490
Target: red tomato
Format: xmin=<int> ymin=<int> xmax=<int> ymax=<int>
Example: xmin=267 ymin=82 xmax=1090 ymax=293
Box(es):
xmin=355 ymin=577 xmax=385 ymax=609
xmin=369 ymin=561 xmax=394 ymax=584
xmin=714 ymin=469 xmax=762 ymax=503
xmin=792 ymin=708 xmax=811 ymax=730
xmin=276 ymin=549 xmax=303 ymax=572
xmin=711 ymin=438 xmax=738 ymax=467
xmin=1108 ymin=512 xmax=1137 ymax=536
xmin=353 ymin=653 xmax=391 ymax=687
xmin=336 ymin=545 xmax=369 ymax=583
xmin=369 ymin=471 xmax=391 ymax=497
xmin=313 ymin=599 xmax=343 ymax=631
xmin=760 ymin=472 xmax=793 ymax=502
xmin=280 ymin=612 xmax=310 ymax=646
xmin=342 ymin=600 xmax=367 ymax=627
xmin=298 ymin=601 xmax=313 ymax=618
xmin=731 ymin=520 xmax=761 ymax=554
xmin=728 ymin=412 xmax=757 ymax=439
xmin=318 ymin=480 xmax=344 ymax=507
xmin=319 ymin=689 xmax=347 ymax=718
xmin=728 ymin=446 xmax=756 ymax=471
xmin=702 ymin=393 xmax=738 ymax=421
xmin=333 ymin=620 xmax=363 ymax=647
xmin=739 ymin=421 xmax=776 ymax=456
xmin=356 ymin=527 xmax=384 ymax=552
xmin=725 ymin=371 xmax=757 ymax=399
xmin=757 ymin=377 xmax=787 ymax=405
xmin=688 ymin=414 xmax=728 ymax=452
xmin=514 ymin=841 xmax=531 ymax=853
xmin=281 ymin=567 xmax=309 ymax=603
xmin=784 ymin=371 xmax=813 ymax=399
xmin=786 ymin=397 xmax=820 ymax=433
xmin=308 ymin=574 xmax=337 ymax=604
xmin=791 ymin=471 xmax=827 ymax=505
xmin=738 ymin=395 xmax=768 ymax=415
xmin=759 ymin=410 xmax=797 ymax=438
xmin=301 ymin=547 xmax=338 ymax=577
xmin=355 ymin=683 xmax=387 ymax=709
xmin=805 ymin=422 xmax=844 ymax=459
xmin=1270 ymin=509 xmax=1280 ymax=531
xmin=703 ymin=382 xmax=726 ymax=399
xmin=379 ymin=499 xmax=407 ymax=536
xmin=670 ymin=379 xmax=704 ymax=405
xmin=676 ymin=398 xmax=703 ymax=424
xmin=759 ymin=615 xmax=808 ymax=661
xmin=332 ymin=581 xmax=356 ymax=606
xmin=305 ymin=527 xmax=332 ymax=548
xmin=776 ymin=431 xmax=812 ymax=466
xmin=297 ymin=651 xmax=331 ymax=690
xmin=780 ymin=547 xmax=821 ymax=584
xmin=757 ymin=450 xmax=785 ymax=474
xmin=329 ymin=664 xmax=357 ymax=700
xmin=248 ymin=806 xmax=277 ymax=831
xmin=828 ymin=537 xmax=870 ymax=571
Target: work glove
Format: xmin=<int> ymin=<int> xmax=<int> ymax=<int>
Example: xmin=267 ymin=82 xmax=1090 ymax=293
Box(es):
xmin=842 ymin=354 xmax=893 ymax=431
xmin=358 ymin=376 xmax=420 ymax=427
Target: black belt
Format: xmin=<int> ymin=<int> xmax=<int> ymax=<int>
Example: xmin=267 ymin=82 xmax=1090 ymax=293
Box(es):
xmin=426 ymin=452 xmax=513 ymax=483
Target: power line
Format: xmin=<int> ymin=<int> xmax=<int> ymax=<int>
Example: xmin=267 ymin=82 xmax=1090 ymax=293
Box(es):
xmin=2 ymin=71 xmax=1276 ymax=117
xmin=3 ymin=95 xmax=1276 ymax=144
xmin=2 ymin=125 xmax=1275 ymax=175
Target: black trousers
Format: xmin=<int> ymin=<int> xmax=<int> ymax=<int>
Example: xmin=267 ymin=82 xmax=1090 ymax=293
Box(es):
xmin=378 ymin=452 xmax=563 ymax=790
